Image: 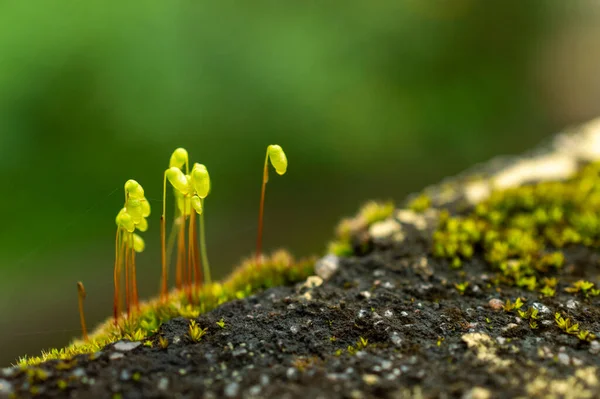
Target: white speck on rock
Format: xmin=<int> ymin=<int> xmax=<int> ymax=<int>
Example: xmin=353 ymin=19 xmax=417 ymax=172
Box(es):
xmin=462 ymin=386 xmax=492 ymax=399
xmin=0 ymin=379 xmax=13 ymax=395
xmin=496 ymin=337 xmax=507 ymax=345
xmin=488 ymin=298 xmax=503 ymax=311
xmin=224 ymin=382 xmax=239 ymax=398
xmin=558 ymin=352 xmax=570 ymax=365
xmin=400 ymin=311 xmax=409 ymax=317
xmin=369 ymin=219 xmax=404 ymax=243
xmin=1 ymin=368 xmax=15 ymax=378
xmin=358 ymin=309 xmax=369 ymax=318
xmin=120 ymin=370 xmax=131 ymax=381
xmin=260 ymin=375 xmax=270 ymax=386
xmin=72 ymin=368 xmax=86 ymax=378
xmin=360 ymin=291 xmax=371 ymax=299
xmin=532 ymin=302 xmax=551 ymax=315
xmin=286 ymin=367 xmax=297 ymax=380
xmin=384 ymin=310 xmax=393 ymax=318
xmin=589 ymin=341 xmax=600 ymax=355
xmin=362 ymin=374 xmax=380 ymax=386
xmin=315 ymin=254 xmax=340 ymax=280
xmin=301 ymin=276 xmax=323 ymax=290
xmin=290 ymin=325 xmax=299 ymax=334
xmin=249 ymin=385 xmax=262 ymax=396
xmin=566 ymin=299 xmax=579 ymax=310
xmin=109 ymin=353 xmax=124 ymax=361
xmin=390 ymin=331 xmax=402 ymax=347
xmin=114 ymin=341 xmax=141 ymax=352
xmin=396 ymin=210 xmax=428 ymax=230
xmin=173 ymin=336 xmax=181 ymax=345
xmin=157 ymin=378 xmax=169 ymax=391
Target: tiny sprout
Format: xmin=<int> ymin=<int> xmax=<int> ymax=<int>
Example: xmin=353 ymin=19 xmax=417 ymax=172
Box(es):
xmin=502 ymin=297 xmax=524 ymax=312
xmin=188 ymin=320 xmax=207 ymax=342
xmin=454 ymin=282 xmax=469 ymax=295
xmin=76 ymin=282 xmax=88 ymax=342
xmin=216 ymin=319 xmax=226 ymax=329
xmin=256 ymin=144 xmax=288 ymax=263
xmin=158 ymin=336 xmax=169 ymax=349
xmin=540 ymin=286 xmax=556 ymax=298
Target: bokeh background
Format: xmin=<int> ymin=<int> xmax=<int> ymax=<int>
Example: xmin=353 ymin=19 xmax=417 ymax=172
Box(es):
xmin=2 ymin=1 xmax=600 ymax=366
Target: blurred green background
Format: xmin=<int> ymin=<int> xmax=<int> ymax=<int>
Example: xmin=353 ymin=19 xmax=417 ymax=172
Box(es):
xmin=2 ymin=1 xmax=600 ymax=365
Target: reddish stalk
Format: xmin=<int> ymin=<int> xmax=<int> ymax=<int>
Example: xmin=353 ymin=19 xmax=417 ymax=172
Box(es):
xmin=187 ymin=207 xmax=194 ymax=303
xmin=131 ymin=235 xmax=139 ymax=312
xmin=160 ymin=215 xmax=167 ymax=301
xmin=160 ymin=172 xmax=168 ymax=301
xmin=77 ymin=282 xmax=88 ymax=342
xmin=193 ymin=213 xmax=202 ymax=289
xmin=175 ymin=213 xmax=186 ymax=289
xmin=125 ymin=239 xmax=131 ymax=317
xmin=256 ymin=154 xmax=269 ymax=265
xmin=113 ymin=229 xmax=121 ymax=324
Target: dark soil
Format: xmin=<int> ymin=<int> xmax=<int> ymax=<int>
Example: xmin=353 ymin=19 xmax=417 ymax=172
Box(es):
xmin=3 ymin=224 xmax=600 ymax=398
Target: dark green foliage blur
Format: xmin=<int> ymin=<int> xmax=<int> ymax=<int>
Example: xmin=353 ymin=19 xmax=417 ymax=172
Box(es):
xmin=1 ymin=1 xmax=598 ymax=365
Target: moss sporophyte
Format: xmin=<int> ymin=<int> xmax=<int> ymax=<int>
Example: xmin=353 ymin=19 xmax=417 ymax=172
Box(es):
xmin=256 ymin=144 xmax=288 ymax=264
xmin=18 ymin=145 xmax=312 ymax=367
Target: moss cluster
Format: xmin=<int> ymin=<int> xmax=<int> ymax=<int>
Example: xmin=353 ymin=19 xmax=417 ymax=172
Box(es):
xmin=433 ymin=161 xmax=600 ymax=294
xmin=18 ymin=250 xmax=314 ymax=367
xmin=328 ymin=201 xmax=394 ymax=256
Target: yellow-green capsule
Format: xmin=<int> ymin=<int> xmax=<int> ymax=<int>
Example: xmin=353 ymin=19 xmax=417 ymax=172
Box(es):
xmin=125 ymin=180 xmax=145 ymax=199
xmin=126 ymin=198 xmax=144 ymax=223
xmin=133 ymin=234 xmax=145 ymax=253
xmin=136 ymin=217 xmax=148 ymax=232
xmin=169 ymin=148 xmax=188 ymax=169
xmin=191 ymin=163 xmax=210 ymax=198
xmin=166 ymin=167 xmax=191 ymax=195
xmin=141 ymin=199 xmax=151 ymax=217
xmin=116 ymin=209 xmax=135 ymax=233
xmin=267 ymin=145 xmax=287 ymax=175
xmin=191 ymin=195 xmax=203 ymax=214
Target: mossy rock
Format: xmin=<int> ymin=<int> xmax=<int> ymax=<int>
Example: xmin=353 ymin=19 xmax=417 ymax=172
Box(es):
xmin=3 ymin=119 xmax=600 ymax=398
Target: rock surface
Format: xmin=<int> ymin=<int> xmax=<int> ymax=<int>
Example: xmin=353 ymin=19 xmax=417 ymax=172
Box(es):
xmin=5 ymin=119 xmax=600 ymax=398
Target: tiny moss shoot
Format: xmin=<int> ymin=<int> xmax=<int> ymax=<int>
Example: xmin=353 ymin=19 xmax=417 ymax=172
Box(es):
xmin=76 ymin=282 xmax=88 ymax=342
xmin=257 ymin=145 xmax=288 ymax=264
xmin=161 ymin=148 xmax=189 ymax=301
xmin=114 ymin=180 xmax=149 ymax=321
xmin=191 ymin=163 xmax=211 ymax=285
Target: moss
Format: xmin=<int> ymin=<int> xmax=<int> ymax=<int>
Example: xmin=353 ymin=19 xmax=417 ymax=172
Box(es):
xmin=408 ymin=194 xmax=431 ymax=213
xmin=433 ymin=161 xmax=600 ymax=291
xmin=328 ymin=201 xmax=394 ymax=256
xmin=19 ymin=250 xmax=314 ymax=367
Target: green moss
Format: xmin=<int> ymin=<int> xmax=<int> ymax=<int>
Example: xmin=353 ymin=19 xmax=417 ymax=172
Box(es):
xmin=328 ymin=200 xmax=394 ymax=256
xmin=433 ymin=161 xmax=600 ymax=291
xmin=408 ymin=194 xmax=431 ymax=213
xmin=18 ymin=250 xmax=314 ymax=367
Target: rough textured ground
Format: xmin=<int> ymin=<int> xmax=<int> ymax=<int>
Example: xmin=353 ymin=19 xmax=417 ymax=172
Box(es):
xmin=2 ymin=234 xmax=599 ymax=399
xmin=3 ymin=120 xmax=600 ymax=398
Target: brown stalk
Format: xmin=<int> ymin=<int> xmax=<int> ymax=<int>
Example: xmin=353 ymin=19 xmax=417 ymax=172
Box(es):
xmin=77 ymin=281 xmax=88 ymax=341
